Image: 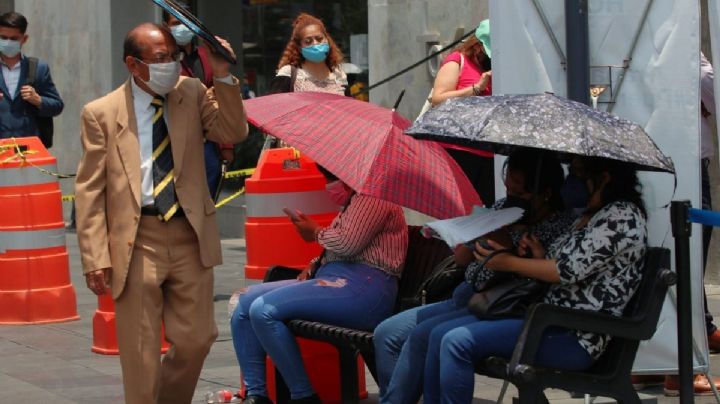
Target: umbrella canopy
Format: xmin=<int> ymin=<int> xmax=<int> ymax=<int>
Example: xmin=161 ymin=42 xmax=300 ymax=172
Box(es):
xmin=243 ymin=92 xmax=482 ymax=219
xmin=407 ymin=93 xmax=675 ymax=173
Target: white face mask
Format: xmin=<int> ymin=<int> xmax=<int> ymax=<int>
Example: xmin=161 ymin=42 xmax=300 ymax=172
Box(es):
xmin=0 ymin=38 xmax=22 ymax=58
xmin=137 ymin=59 xmax=181 ymax=96
xmin=170 ymin=25 xmax=195 ymax=46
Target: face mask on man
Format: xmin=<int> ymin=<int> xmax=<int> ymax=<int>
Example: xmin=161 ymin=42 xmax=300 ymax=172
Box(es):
xmin=301 ymin=43 xmax=330 ymax=63
xmin=170 ymin=25 xmax=195 ymax=46
xmin=136 ymin=59 xmax=181 ymax=96
xmin=325 ymin=180 xmax=352 ymax=207
xmin=0 ymin=38 xmax=22 ymax=58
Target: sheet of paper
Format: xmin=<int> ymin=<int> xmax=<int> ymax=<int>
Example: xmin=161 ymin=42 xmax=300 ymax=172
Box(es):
xmin=422 ymin=207 xmax=524 ymax=247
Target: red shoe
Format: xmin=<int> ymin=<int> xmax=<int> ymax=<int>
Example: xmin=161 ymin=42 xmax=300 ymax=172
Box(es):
xmin=708 ymin=329 xmax=720 ymax=352
xmin=664 ymin=374 xmax=720 ymax=396
xmin=631 ymin=374 xmax=665 ymax=390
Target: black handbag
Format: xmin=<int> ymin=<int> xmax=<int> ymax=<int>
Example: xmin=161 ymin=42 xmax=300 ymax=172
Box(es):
xmin=400 ymin=255 xmax=465 ymax=310
xmin=467 ymin=249 xmax=548 ymax=319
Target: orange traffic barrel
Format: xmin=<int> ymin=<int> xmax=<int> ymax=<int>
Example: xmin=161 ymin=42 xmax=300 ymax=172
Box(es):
xmin=92 ymin=293 xmax=169 ymax=355
xmin=242 ymin=148 xmax=367 ymax=403
xmin=0 ymin=136 xmax=79 ymax=324
xmin=244 ymin=148 xmax=338 ymax=280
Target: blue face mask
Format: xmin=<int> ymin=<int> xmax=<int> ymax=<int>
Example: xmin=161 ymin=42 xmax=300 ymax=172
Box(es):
xmin=0 ymin=38 xmax=22 ymax=58
xmin=170 ymin=24 xmax=195 ymax=46
xmin=301 ymin=43 xmax=330 ymax=63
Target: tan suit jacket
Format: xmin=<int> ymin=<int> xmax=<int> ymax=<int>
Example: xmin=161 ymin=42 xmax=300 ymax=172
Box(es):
xmin=75 ymin=76 xmax=248 ymax=299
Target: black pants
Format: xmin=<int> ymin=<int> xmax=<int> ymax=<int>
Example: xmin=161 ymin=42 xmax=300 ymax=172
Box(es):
xmin=702 ymin=158 xmax=716 ymax=335
xmin=447 ymin=149 xmax=495 ymax=207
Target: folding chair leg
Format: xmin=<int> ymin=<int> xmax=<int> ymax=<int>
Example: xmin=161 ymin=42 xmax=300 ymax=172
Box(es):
xmin=338 ymin=348 xmax=360 ymax=404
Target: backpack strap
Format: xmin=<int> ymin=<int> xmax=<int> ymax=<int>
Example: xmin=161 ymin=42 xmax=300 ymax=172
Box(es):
xmin=26 ymin=57 xmax=39 ymax=86
xmin=459 ymin=53 xmax=465 ymax=73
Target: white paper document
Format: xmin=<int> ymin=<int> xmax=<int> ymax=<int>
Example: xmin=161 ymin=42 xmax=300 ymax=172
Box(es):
xmin=422 ymin=206 xmax=524 ymax=247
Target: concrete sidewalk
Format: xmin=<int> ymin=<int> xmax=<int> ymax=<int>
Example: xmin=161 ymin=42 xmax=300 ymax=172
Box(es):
xmin=2 ymin=232 xmax=720 ymax=403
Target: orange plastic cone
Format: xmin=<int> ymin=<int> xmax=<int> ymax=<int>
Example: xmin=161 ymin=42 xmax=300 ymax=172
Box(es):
xmin=0 ymin=136 xmax=78 ymax=324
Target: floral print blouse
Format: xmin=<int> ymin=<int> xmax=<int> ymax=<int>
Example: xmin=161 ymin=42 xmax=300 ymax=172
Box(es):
xmin=544 ymin=201 xmax=647 ymax=359
xmin=464 ymin=199 xmax=578 ymax=289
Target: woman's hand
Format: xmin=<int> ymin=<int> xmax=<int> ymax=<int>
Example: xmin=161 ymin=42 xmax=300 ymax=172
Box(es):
xmin=283 ymin=208 xmax=320 ymax=242
xmin=471 ymin=71 xmax=492 ymax=95
xmin=473 ymin=239 xmax=514 ymax=271
xmin=453 ymin=243 xmax=474 ymax=266
xmin=518 ymin=233 xmax=545 ymax=258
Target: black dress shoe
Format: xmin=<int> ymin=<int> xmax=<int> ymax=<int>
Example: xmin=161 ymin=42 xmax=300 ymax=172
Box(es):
xmin=243 ymin=395 xmax=274 ymax=404
xmin=288 ymin=393 xmax=322 ymax=404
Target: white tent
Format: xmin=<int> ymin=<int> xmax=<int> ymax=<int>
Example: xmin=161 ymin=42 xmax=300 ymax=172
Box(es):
xmin=491 ymin=0 xmax=708 ymax=373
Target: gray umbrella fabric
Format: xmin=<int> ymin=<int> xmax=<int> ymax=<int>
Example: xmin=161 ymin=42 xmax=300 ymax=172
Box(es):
xmin=406 ymin=93 xmax=675 ymax=173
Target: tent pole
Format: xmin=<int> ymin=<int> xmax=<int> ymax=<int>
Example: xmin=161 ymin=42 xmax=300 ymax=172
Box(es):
xmin=564 ymin=0 xmax=590 ymax=105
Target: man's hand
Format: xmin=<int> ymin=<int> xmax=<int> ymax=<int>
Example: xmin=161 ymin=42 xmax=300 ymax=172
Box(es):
xmin=20 ymin=85 xmax=41 ymax=107
xmin=206 ymin=36 xmax=235 ymax=79
xmin=85 ymin=268 xmax=112 ymax=295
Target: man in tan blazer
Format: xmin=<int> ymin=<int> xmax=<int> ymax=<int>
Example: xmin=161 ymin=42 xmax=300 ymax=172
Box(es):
xmin=75 ymin=23 xmax=247 ymax=404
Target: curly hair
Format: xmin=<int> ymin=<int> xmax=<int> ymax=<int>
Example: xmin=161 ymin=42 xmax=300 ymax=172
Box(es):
xmin=453 ymin=35 xmax=491 ymax=71
xmin=277 ymin=13 xmax=344 ymax=71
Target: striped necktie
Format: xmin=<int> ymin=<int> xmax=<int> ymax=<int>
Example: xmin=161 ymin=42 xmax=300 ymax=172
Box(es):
xmin=150 ymin=95 xmax=179 ymax=221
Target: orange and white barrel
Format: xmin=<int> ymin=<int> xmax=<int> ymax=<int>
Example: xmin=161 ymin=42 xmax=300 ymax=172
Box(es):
xmin=244 ymin=148 xmax=339 ymax=280
xmin=0 ymin=136 xmax=79 ymax=324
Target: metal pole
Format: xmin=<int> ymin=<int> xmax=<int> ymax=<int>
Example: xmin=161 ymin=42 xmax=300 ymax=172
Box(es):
xmin=565 ymin=0 xmax=590 ymax=105
xmin=671 ymin=200 xmax=695 ymax=404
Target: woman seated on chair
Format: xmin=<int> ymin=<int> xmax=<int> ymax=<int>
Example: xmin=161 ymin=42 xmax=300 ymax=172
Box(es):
xmin=374 ymin=149 xmax=578 ymax=404
xmin=230 ymin=167 xmax=408 ymax=404
xmin=425 ymin=157 xmax=648 ymax=403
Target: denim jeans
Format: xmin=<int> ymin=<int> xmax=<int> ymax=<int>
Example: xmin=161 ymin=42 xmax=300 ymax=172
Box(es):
xmin=374 ymin=282 xmax=474 ymax=404
xmin=425 ymin=317 xmax=593 ymax=404
xmin=230 ymin=262 xmax=397 ymax=399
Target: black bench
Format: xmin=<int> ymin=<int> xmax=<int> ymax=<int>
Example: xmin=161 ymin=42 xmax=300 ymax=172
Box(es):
xmin=263 ymin=225 xmax=454 ymax=404
xmin=475 ymin=247 xmax=674 ymax=404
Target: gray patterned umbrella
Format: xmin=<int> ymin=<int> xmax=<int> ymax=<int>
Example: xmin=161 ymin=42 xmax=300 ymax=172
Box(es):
xmin=407 ymin=93 xmax=675 ymax=173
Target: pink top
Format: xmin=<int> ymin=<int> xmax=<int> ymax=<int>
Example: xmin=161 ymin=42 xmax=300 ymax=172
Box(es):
xmin=441 ymin=51 xmax=492 ymax=95
xmin=439 ymin=51 xmax=493 ymax=157
xmin=316 ymin=194 xmax=408 ymax=277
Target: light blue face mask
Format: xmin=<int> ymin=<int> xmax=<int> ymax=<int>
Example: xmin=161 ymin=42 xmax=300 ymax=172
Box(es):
xmin=170 ymin=24 xmax=195 ymax=46
xmin=0 ymin=38 xmax=22 ymax=58
xmin=301 ymin=43 xmax=330 ymax=63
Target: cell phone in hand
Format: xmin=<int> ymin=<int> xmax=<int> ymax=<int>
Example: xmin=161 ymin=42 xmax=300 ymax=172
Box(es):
xmin=282 ymin=207 xmax=300 ymax=221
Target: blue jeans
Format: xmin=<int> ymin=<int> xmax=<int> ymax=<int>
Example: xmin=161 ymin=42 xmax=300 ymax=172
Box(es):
xmin=374 ymin=282 xmax=474 ymax=404
xmin=424 ymin=317 xmax=594 ymax=404
xmin=230 ymin=262 xmax=397 ymax=399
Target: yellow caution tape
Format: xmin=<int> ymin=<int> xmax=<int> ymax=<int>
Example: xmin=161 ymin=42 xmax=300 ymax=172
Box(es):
xmin=215 ymin=187 xmax=245 ymax=208
xmin=224 ymin=168 xmax=255 ymax=179
xmin=63 ymin=188 xmax=246 ymax=209
xmin=0 ymin=137 xmax=76 ymax=178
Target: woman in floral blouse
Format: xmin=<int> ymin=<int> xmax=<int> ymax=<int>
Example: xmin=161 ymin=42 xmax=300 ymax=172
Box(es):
xmin=374 ymin=150 xmax=576 ymax=404
xmin=427 ymin=157 xmax=647 ymax=403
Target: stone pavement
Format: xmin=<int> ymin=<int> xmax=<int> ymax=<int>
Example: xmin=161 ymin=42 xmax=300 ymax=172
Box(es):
xmin=2 ymin=232 xmax=720 ymax=403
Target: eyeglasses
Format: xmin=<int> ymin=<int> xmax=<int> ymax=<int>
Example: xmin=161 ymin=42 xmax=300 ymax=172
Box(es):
xmin=136 ymin=52 xmax=184 ymax=65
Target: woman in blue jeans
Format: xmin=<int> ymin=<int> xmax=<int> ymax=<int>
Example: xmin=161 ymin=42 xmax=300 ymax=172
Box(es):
xmin=231 ymin=172 xmax=407 ymax=404
xmin=374 ymin=150 xmax=575 ymax=403
xmin=425 ymin=158 xmax=648 ymax=403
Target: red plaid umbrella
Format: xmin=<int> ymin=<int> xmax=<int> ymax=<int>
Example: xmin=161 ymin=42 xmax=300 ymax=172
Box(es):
xmin=243 ymin=92 xmax=481 ymax=219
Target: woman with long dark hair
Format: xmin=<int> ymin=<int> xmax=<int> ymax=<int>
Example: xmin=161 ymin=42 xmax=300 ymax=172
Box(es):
xmin=427 ymin=158 xmax=648 ymax=403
